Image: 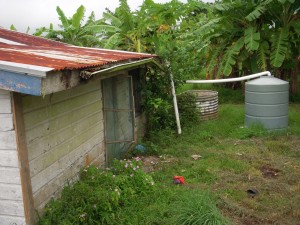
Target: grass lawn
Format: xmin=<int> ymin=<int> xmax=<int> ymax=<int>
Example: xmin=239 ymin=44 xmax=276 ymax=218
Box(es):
xmin=39 ymin=103 xmax=300 ymax=225
xmin=146 ymin=103 xmax=300 ymax=225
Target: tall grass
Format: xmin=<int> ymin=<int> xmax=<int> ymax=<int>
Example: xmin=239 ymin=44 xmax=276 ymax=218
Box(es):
xmin=171 ymin=190 xmax=229 ymax=225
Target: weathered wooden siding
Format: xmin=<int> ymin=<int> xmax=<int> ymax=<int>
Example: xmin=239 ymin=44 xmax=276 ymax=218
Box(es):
xmin=22 ymin=81 xmax=105 ymax=213
xmin=0 ymin=90 xmax=26 ymax=225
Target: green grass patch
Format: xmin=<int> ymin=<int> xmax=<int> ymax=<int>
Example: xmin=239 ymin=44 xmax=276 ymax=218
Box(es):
xmin=39 ymin=159 xmax=227 ymax=225
xmin=39 ymin=103 xmax=300 ymax=224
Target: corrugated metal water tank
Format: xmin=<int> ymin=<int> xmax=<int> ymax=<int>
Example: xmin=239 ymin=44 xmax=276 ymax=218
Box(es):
xmin=187 ymin=90 xmax=218 ymax=120
xmin=245 ymin=76 xmax=289 ymax=130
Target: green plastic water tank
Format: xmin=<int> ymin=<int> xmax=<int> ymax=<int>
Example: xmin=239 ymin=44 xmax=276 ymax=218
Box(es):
xmin=245 ymin=76 xmax=289 ymax=130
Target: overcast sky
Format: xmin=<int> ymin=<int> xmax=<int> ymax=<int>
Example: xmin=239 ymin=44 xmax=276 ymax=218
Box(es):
xmin=0 ymin=0 xmax=214 ymax=33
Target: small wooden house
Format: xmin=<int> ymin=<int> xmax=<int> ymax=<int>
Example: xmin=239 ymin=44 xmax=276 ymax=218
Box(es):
xmin=0 ymin=28 xmax=159 ymax=225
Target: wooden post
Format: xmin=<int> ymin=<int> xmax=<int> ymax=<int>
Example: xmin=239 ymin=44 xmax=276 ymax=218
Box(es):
xmin=12 ymin=92 xmax=36 ymax=225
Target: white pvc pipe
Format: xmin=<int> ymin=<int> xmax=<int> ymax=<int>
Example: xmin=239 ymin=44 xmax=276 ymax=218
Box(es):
xmin=89 ymin=58 xmax=162 ymax=75
xmin=170 ymin=73 xmax=182 ymax=135
xmin=186 ymin=71 xmax=271 ymax=84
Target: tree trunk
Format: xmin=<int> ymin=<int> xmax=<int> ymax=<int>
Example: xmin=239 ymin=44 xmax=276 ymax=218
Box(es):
xmin=290 ymin=60 xmax=299 ymax=94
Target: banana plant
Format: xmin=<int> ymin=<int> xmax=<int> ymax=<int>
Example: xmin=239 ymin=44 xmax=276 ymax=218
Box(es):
xmin=36 ymin=5 xmax=108 ymax=47
xmin=198 ymin=0 xmax=300 ymax=82
xmin=99 ymin=0 xmax=145 ymax=52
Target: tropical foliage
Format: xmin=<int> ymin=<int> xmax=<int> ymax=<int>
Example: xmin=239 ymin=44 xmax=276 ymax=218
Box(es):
xmin=99 ymin=0 xmax=142 ymax=51
xmin=188 ymin=0 xmax=300 ymax=92
xmin=35 ymin=5 xmax=108 ymax=47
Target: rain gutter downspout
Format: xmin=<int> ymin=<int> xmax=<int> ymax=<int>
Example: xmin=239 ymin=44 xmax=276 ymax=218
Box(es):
xmin=186 ymin=71 xmax=271 ymax=84
xmin=87 ymin=58 xmax=164 ymax=76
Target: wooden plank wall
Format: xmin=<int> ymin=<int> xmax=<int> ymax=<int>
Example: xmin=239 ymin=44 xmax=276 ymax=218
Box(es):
xmin=0 ymin=90 xmax=26 ymax=225
xmin=22 ymin=81 xmax=105 ymax=213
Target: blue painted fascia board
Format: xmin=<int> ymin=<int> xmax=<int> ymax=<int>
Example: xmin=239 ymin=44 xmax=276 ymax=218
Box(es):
xmin=0 ymin=70 xmax=42 ymax=96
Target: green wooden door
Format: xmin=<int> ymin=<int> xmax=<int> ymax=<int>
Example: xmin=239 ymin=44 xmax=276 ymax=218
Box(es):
xmin=102 ymin=76 xmax=135 ymax=165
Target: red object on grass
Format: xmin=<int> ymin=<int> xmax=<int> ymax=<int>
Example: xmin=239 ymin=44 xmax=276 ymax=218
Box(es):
xmin=173 ymin=176 xmax=185 ymax=184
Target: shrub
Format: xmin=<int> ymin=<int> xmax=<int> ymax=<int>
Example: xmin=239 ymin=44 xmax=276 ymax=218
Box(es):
xmin=39 ymin=158 xmax=155 ymax=225
xmin=177 ymin=92 xmax=200 ymax=126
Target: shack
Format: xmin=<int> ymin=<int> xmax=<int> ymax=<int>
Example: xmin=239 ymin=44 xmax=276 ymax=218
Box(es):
xmin=0 ymin=28 xmax=159 ymax=225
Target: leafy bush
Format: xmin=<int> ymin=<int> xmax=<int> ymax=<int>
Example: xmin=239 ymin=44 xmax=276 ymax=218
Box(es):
xmin=39 ymin=158 xmax=155 ymax=225
xmin=177 ymin=92 xmax=200 ymax=126
xmin=143 ymin=68 xmax=176 ymax=132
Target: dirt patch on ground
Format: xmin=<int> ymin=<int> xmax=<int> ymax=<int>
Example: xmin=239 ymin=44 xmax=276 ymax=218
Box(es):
xmin=141 ymin=156 xmax=160 ymax=172
xmin=260 ymin=164 xmax=280 ymax=178
xmin=140 ymin=155 xmax=178 ymax=172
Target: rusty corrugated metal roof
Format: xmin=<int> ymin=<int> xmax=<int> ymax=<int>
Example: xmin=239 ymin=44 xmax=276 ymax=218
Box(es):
xmin=0 ymin=28 xmax=156 ymax=72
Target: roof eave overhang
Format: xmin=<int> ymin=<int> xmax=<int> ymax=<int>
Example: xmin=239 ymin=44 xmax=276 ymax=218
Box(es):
xmin=0 ymin=60 xmax=52 ymax=77
xmin=0 ymin=57 xmax=163 ymax=96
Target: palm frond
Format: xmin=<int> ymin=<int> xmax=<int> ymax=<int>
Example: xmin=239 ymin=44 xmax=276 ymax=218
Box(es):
xmin=244 ymin=27 xmax=260 ymax=51
xmin=56 ymin=6 xmax=70 ymax=29
xmin=270 ymin=28 xmax=289 ymax=67
xmin=291 ymin=20 xmax=300 ymax=35
xmin=214 ymin=3 xmax=235 ymax=11
xmin=206 ymin=43 xmax=226 ymax=79
xmin=115 ymin=0 xmax=134 ymax=31
xmin=72 ymin=5 xmax=85 ymax=29
xmin=257 ymin=41 xmax=270 ymax=70
xmin=86 ymin=11 xmax=96 ymax=25
xmin=245 ymin=0 xmax=273 ymax=21
xmin=33 ymin=27 xmax=46 ymax=36
xmin=104 ymin=33 xmax=122 ymax=49
xmin=80 ymin=35 xmax=101 ymax=46
xmin=80 ymin=25 xmax=120 ymax=36
xmin=222 ymin=37 xmax=245 ymax=76
xmin=194 ymin=18 xmax=220 ymax=36
xmin=102 ymin=12 xmax=122 ymax=27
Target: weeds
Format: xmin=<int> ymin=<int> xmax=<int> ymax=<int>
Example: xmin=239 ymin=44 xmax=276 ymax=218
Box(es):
xmin=39 ymin=158 xmax=227 ymax=225
xmin=39 ymin=103 xmax=300 ymax=225
xmin=39 ymin=158 xmax=156 ymax=225
xmin=171 ymin=189 xmax=230 ymax=225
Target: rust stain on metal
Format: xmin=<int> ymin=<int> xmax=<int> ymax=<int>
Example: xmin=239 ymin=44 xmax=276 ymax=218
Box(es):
xmin=0 ymin=28 xmax=156 ymax=72
xmin=60 ymin=70 xmax=72 ymax=89
xmin=0 ymin=28 xmax=66 ymax=47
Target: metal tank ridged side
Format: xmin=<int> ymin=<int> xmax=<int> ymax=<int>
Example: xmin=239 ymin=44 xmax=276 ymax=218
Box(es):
xmin=187 ymin=90 xmax=218 ymax=120
xmin=245 ymin=76 xmax=289 ymax=130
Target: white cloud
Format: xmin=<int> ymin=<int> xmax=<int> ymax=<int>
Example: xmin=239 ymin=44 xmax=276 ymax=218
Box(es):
xmin=0 ymin=0 xmax=212 ymax=33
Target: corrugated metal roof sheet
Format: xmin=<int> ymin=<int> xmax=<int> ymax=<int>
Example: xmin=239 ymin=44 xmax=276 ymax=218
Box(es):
xmin=0 ymin=28 xmax=156 ymax=72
